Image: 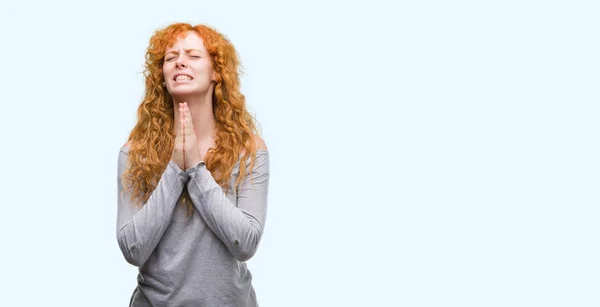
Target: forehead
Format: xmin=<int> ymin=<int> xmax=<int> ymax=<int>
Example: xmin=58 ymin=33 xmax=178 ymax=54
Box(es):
xmin=166 ymin=31 xmax=206 ymax=52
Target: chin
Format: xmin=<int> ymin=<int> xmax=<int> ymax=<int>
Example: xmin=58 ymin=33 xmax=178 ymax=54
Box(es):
xmin=168 ymin=88 xmax=210 ymax=97
xmin=168 ymin=81 xmax=212 ymax=95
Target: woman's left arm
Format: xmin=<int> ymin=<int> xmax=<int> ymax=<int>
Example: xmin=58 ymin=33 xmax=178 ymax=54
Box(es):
xmin=185 ymin=152 xmax=270 ymax=262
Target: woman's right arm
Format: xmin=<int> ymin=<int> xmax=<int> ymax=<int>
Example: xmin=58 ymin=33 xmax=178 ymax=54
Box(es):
xmin=116 ymin=147 xmax=189 ymax=267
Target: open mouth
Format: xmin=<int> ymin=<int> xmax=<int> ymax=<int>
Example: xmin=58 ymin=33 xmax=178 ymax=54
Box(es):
xmin=173 ymin=74 xmax=193 ymax=81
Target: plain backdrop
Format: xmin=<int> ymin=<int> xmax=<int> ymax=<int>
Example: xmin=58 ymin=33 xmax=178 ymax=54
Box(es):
xmin=0 ymin=0 xmax=598 ymax=306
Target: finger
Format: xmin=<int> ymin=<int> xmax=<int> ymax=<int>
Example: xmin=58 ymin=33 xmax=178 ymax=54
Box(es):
xmin=185 ymin=105 xmax=194 ymax=131
xmin=182 ymin=110 xmax=186 ymax=164
xmin=184 ymin=111 xmax=191 ymax=138
xmin=182 ymin=109 xmax=186 ymax=139
xmin=178 ymin=104 xmax=183 ymax=131
xmin=181 ymin=112 xmax=184 ymax=134
xmin=179 ymin=104 xmax=183 ymax=129
xmin=183 ymin=106 xmax=192 ymax=134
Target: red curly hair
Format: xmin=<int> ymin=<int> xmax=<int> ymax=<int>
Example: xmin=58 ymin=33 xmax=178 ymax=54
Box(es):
xmin=121 ymin=23 xmax=262 ymax=219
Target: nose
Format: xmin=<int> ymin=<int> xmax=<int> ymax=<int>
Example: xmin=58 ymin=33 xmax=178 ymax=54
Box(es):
xmin=176 ymin=58 xmax=187 ymax=68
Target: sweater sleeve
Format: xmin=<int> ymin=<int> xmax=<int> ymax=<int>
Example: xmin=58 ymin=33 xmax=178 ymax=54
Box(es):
xmin=116 ymin=147 xmax=189 ymax=267
xmin=185 ymin=152 xmax=270 ymax=262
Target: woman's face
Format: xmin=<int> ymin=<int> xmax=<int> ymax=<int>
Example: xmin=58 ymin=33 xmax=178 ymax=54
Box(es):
xmin=163 ymin=31 xmax=216 ymax=98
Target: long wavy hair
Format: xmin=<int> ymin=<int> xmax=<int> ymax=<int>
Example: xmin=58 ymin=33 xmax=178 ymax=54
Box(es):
xmin=121 ymin=23 xmax=261 ymax=219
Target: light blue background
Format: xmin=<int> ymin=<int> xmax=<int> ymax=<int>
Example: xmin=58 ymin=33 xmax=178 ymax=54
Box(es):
xmin=0 ymin=0 xmax=598 ymax=306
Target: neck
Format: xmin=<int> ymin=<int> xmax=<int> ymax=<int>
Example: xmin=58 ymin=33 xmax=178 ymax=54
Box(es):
xmin=172 ymin=88 xmax=217 ymax=141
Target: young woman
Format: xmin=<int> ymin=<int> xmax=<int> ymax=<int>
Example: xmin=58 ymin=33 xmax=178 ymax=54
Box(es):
xmin=116 ymin=22 xmax=270 ymax=307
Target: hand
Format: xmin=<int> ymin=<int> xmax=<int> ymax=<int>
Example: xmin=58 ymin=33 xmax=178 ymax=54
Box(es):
xmin=181 ymin=102 xmax=203 ymax=169
xmin=171 ymin=103 xmax=186 ymax=170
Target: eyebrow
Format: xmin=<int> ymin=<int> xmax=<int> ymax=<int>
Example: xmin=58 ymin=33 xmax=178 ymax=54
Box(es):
xmin=165 ymin=48 xmax=203 ymax=55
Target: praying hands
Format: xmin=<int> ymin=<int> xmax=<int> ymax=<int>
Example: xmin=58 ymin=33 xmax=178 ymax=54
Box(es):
xmin=172 ymin=102 xmax=204 ymax=170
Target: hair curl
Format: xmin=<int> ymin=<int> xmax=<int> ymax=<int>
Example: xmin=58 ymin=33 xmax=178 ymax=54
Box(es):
xmin=121 ymin=23 xmax=261 ymax=219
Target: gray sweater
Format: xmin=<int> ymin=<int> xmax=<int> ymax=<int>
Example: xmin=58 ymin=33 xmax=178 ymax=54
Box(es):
xmin=116 ymin=145 xmax=270 ymax=307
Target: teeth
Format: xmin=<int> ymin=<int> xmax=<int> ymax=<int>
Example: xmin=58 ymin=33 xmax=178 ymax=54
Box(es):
xmin=175 ymin=75 xmax=192 ymax=81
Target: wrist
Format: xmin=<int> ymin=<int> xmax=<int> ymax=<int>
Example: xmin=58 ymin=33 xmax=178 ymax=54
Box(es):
xmin=185 ymin=158 xmax=205 ymax=170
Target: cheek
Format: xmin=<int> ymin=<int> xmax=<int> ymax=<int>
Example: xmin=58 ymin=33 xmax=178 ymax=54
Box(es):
xmin=195 ymin=70 xmax=214 ymax=82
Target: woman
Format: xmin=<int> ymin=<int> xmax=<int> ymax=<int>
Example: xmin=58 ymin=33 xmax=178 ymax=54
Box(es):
xmin=116 ymin=22 xmax=269 ymax=307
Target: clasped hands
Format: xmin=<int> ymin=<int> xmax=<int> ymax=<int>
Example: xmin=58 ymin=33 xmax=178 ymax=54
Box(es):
xmin=172 ymin=102 xmax=203 ymax=171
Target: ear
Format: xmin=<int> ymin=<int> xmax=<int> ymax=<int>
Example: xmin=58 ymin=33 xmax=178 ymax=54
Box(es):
xmin=212 ymin=71 xmax=217 ymax=82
